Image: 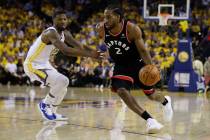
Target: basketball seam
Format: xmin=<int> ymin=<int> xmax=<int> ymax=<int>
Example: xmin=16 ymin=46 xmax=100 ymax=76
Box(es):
xmin=145 ymin=66 xmax=154 ymax=86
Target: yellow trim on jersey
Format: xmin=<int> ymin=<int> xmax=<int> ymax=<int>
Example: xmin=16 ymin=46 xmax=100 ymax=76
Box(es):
xmin=27 ymin=42 xmax=47 ymax=79
xmin=27 ymin=63 xmax=47 ymax=79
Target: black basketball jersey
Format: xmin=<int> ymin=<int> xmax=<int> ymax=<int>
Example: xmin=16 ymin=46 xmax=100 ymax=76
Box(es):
xmin=104 ymin=20 xmax=141 ymax=66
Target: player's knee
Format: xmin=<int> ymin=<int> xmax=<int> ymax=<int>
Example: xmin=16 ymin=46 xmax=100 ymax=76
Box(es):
xmin=57 ymin=75 xmax=69 ymax=88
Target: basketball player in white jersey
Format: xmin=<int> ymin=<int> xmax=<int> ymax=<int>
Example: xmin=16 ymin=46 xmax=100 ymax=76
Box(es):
xmin=24 ymin=9 xmax=103 ymax=121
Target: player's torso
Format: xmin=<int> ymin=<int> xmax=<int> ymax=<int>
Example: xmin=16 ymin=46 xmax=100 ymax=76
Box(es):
xmin=25 ymin=27 xmax=65 ymax=65
xmin=104 ymin=20 xmax=140 ymax=66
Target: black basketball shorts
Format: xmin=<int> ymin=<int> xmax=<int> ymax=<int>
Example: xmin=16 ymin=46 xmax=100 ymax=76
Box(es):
xmin=111 ymin=61 xmax=153 ymax=92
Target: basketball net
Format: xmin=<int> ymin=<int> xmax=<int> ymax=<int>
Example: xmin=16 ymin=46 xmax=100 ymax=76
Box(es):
xmin=158 ymin=13 xmax=171 ymax=26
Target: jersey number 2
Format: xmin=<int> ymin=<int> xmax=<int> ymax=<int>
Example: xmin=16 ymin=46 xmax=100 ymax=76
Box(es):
xmin=115 ymin=48 xmax=122 ymax=54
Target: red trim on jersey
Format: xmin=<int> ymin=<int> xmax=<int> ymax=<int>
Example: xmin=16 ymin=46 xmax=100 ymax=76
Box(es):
xmin=126 ymin=21 xmax=132 ymax=43
xmin=112 ymin=75 xmax=134 ymax=83
xmin=143 ymin=89 xmax=155 ymax=95
xmin=109 ymin=20 xmax=124 ymax=36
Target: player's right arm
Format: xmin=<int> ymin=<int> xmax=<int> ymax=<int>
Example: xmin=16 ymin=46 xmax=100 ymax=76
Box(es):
xmin=41 ymin=29 xmax=100 ymax=59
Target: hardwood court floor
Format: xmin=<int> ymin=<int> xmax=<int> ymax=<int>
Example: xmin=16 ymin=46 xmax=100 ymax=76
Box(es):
xmin=0 ymin=85 xmax=209 ymax=140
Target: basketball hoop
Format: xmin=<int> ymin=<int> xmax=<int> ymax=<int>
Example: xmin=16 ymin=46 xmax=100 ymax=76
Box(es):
xmin=158 ymin=13 xmax=171 ymax=26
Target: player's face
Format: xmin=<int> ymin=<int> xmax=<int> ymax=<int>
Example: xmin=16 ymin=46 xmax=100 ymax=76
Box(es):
xmin=104 ymin=10 xmax=119 ymax=30
xmin=54 ymin=14 xmax=68 ymax=31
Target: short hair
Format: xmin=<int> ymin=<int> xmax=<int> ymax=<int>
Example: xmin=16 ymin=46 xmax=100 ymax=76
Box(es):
xmin=52 ymin=8 xmax=66 ymax=19
xmin=105 ymin=4 xmax=124 ymax=21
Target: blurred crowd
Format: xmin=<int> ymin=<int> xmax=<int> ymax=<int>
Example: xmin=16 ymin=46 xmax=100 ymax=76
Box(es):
xmin=0 ymin=0 xmax=209 ymax=88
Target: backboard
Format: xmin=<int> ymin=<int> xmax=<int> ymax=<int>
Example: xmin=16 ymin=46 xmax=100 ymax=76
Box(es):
xmin=143 ymin=0 xmax=190 ymax=25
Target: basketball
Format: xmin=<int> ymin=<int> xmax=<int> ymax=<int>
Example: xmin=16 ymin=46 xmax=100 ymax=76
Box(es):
xmin=139 ymin=65 xmax=161 ymax=86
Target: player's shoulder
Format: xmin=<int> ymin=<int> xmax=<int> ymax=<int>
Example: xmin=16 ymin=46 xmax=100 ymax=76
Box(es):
xmin=42 ymin=27 xmax=62 ymax=39
xmin=126 ymin=21 xmax=141 ymax=32
xmin=41 ymin=27 xmax=60 ymax=43
xmin=126 ymin=21 xmax=142 ymax=39
xmin=42 ymin=27 xmax=57 ymax=36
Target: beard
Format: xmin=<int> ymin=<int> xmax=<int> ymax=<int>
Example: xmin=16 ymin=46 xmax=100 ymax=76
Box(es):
xmin=56 ymin=25 xmax=66 ymax=31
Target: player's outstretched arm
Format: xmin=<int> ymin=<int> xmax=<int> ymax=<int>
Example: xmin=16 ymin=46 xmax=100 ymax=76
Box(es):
xmin=64 ymin=30 xmax=95 ymax=51
xmin=129 ymin=23 xmax=153 ymax=65
xmin=42 ymin=29 xmax=102 ymax=59
xmin=64 ymin=30 xmax=84 ymax=49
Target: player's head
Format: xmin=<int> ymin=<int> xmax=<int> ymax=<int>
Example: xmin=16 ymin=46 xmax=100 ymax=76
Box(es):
xmin=104 ymin=4 xmax=124 ymax=30
xmin=52 ymin=9 xmax=68 ymax=31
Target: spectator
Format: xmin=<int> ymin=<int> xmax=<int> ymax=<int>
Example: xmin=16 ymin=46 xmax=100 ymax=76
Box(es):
xmin=204 ymin=56 xmax=210 ymax=88
xmin=4 ymin=57 xmax=18 ymax=85
xmin=16 ymin=64 xmax=28 ymax=85
xmin=193 ymin=56 xmax=204 ymax=77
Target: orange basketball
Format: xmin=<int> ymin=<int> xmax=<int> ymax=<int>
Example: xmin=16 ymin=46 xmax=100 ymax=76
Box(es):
xmin=139 ymin=65 xmax=161 ymax=86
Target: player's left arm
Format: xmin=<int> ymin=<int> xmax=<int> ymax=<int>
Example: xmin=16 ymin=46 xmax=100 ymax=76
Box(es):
xmin=128 ymin=23 xmax=153 ymax=65
xmin=64 ymin=30 xmax=84 ymax=49
xmin=64 ymin=30 xmax=95 ymax=51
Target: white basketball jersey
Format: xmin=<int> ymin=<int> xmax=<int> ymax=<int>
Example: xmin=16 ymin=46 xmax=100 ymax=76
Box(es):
xmin=24 ymin=27 xmax=65 ymax=69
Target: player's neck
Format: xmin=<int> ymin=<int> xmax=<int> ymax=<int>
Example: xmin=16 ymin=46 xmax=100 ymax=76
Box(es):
xmin=53 ymin=25 xmax=63 ymax=34
xmin=109 ymin=20 xmax=124 ymax=35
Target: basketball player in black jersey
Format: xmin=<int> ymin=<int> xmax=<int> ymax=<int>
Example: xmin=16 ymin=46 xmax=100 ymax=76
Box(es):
xmin=96 ymin=5 xmax=173 ymax=133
